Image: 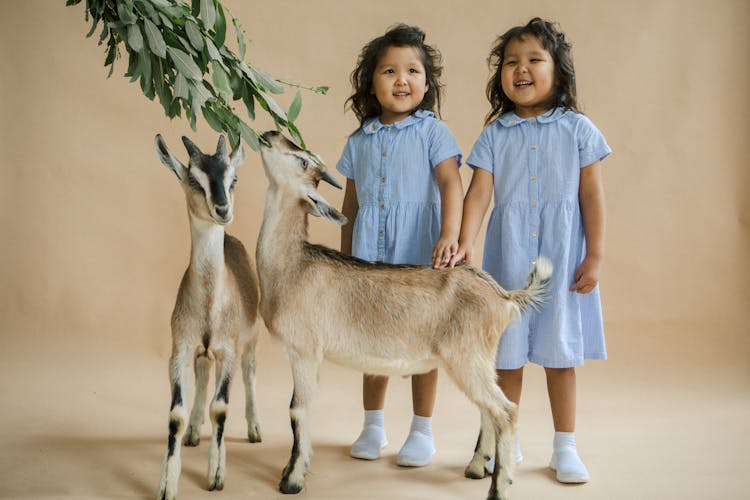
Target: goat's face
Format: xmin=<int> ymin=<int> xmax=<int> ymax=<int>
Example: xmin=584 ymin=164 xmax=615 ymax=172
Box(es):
xmin=155 ymin=134 xmax=244 ymax=225
xmin=259 ymin=131 xmax=348 ymax=226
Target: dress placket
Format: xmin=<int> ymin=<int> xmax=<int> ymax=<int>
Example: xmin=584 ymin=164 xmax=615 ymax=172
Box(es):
xmin=527 ymin=117 xmax=541 ymax=267
xmin=376 ymin=126 xmax=392 ymax=261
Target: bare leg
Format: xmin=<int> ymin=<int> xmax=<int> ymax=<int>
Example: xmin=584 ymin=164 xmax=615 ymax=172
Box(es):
xmin=185 ymin=353 xmax=210 ymax=446
xmin=411 ymin=369 xmax=437 ymax=417
xmin=544 ymin=367 xmax=575 ymax=431
xmin=497 ymin=367 xmax=524 ymax=407
xmin=157 ymin=348 xmax=191 ymax=500
xmin=241 ymin=331 xmax=262 ymax=443
xmin=363 ymin=374 xmax=388 ymax=410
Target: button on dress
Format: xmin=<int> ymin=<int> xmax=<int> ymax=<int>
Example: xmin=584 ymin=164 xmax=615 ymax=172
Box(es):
xmin=467 ymin=108 xmax=611 ymax=368
xmin=337 ymin=110 xmax=462 ymax=265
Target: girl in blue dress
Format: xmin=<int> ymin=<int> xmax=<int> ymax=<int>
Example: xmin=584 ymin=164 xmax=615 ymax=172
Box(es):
xmin=337 ymin=24 xmax=463 ymax=467
xmin=451 ymin=18 xmax=611 ymax=483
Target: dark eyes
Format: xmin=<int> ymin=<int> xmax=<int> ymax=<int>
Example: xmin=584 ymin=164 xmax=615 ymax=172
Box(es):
xmin=230 ymin=177 xmax=238 ymax=190
xmin=188 ymin=174 xmax=204 ymax=193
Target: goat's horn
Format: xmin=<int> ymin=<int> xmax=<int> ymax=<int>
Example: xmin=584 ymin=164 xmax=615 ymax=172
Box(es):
xmin=216 ymin=135 xmax=227 ymax=156
xmin=181 ymin=136 xmax=203 ymax=158
xmin=320 ymin=171 xmax=342 ymax=189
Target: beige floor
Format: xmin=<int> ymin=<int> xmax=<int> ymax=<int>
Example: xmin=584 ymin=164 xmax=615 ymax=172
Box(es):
xmin=1 ymin=320 xmax=748 ymax=500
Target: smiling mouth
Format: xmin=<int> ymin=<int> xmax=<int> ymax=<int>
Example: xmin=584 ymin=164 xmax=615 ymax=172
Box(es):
xmin=393 ymin=92 xmax=410 ymax=97
xmin=515 ymin=80 xmax=533 ymax=87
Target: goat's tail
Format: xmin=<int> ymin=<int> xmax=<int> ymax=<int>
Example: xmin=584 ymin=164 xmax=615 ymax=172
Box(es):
xmin=508 ymin=257 xmax=553 ymax=313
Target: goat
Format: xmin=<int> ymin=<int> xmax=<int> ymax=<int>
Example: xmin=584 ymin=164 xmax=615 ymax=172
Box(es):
xmin=154 ymin=134 xmax=261 ymax=500
xmin=255 ymin=130 xmax=552 ymax=500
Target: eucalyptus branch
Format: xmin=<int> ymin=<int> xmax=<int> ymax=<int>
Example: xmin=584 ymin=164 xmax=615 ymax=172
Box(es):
xmin=67 ymin=0 xmax=326 ymax=149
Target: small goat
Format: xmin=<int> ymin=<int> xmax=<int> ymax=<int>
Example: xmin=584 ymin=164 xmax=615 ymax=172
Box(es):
xmin=154 ymin=135 xmax=261 ymax=500
xmin=256 ymin=131 xmax=551 ymax=500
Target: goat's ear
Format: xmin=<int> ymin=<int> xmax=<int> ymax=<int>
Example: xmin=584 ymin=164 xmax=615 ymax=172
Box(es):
xmin=155 ymin=134 xmax=187 ymax=180
xmin=229 ymin=137 xmax=245 ymax=168
xmin=305 ymin=190 xmax=349 ymax=226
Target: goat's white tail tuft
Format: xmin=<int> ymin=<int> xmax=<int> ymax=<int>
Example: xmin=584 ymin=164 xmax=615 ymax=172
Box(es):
xmin=508 ymin=257 xmax=553 ymax=313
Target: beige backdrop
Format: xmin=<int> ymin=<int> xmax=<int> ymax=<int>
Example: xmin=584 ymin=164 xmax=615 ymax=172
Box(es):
xmin=1 ymin=1 xmax=748 ymax=499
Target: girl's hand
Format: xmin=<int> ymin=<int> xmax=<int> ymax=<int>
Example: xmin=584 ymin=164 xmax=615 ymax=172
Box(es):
xmin=432 ymin=237 xmax=459 ymax=269
xmin=447 ymin=241 xmax=473 ymax=268
xmin=570 ymin=256 xmax=601 ymax=294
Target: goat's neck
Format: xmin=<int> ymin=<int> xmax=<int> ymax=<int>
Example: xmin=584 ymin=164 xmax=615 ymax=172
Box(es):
xmin=257 ymin=186 xmax=308 ymax=275
xmin=187 ymin=211 xmax=226 ymax=278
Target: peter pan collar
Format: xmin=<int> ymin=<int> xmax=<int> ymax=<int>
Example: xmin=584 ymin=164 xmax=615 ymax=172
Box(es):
xmin=363 ymin=109 xmax=434 ymax=134
xmin=497 ymin=107 xmax=566 ymax=127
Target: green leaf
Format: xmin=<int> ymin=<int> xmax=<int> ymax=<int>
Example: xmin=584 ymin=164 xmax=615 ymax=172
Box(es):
xmin=174 ymin=73 xmax=189 ymax=99
xmin=257 ymin=89 xmax=287 ymax=121
xmin=191 ymin=0 xmax=200 ymax=17
xmin=287 ymin=90 xmax=302 ymax=123
xmin=117 ymin=2 xmax=137 ymax=24
xmin=211 ymin=61 xmax=231 ymax=102
xmin=242 ymin=86 xmax=256 ymax=120
xmin=250 ymin=67 xmax=283 ymax=94
xmin=232 ymin=18 xmax=246 ymax=60
xmin=204 ymin=37 xmax=221 ymax=61
xmin=237 ymin=119 xmax=260 ymax=151
xmin=314 ymin=86 xmax=330 ymax=95
xmin=149 ymin=0 xmax=172 ymax=8
xmin=213 ymin=2 xmax=226 ymax=46
xmin=158 ymin=12 xmax=173 ymax=29
xmin=143 ymin=18 xmax=166 ymax=58
xmin=127 ymin=24 xmax=144 ymax=51
xmin=203 ymin=105 xmax=224 ymax=132
xmin=184 ymin=19 xmax=204 ymax=51
xmin=167 ymin=46 xmax=202 ymax=81
xmin=200 ymin=0 xmax=216 ymax=30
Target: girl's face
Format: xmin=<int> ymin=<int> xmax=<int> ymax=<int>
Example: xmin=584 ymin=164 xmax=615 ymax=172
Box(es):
xmin=371 ymin=45 xmax=428 ymax=124
xmin=500 ymin=35 xmax=556 ymax=118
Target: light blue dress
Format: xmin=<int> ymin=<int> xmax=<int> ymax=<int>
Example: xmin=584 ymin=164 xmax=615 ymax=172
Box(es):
xmin=467 ymin=107 xmax=611 ymax=369
xmin=336 ymin=110 xmax=462 ymax=265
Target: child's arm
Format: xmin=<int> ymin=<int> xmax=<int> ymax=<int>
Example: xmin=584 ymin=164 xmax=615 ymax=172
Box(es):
xmin=448 ymin=167 xmax=494 ymax=267
xmin=571 ymin=160 xmax=605 ymax=293
xmin=340 ymin=179 xmax=358 ymax=255
xmin=432 ymin=157 xmax=463 ymax=268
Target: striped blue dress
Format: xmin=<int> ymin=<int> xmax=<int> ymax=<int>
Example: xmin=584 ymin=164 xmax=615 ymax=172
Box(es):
xmin=336 ymin=110 xmax=462 ymax=265
xmin=467 ymin=108 xmax=611 ymax=369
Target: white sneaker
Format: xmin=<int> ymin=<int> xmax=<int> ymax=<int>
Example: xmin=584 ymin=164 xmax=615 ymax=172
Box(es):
xmin=350 ymin=425 xmax=387 ymax=460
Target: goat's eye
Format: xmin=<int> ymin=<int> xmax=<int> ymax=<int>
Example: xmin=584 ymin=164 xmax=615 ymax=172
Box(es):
xmin=300 ymin=158 xmax=309 ymax=169
xmin=188 ymin=175 xmax=204 ymax=193
xmin=230 ymin=177 xmax=238 ymax=189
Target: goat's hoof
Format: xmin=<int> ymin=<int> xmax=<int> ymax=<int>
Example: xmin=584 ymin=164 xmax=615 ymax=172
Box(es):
xmin=279 ymin=477 xmax=303 ymax=494
xmin=208 ymin=477 xmax=224 ymax=491
xmin=247 ymin=426 xmax=262 ymax=443
xmin=184 ymin=428 xmax=200 ymax=447
xmin=465 ymin=464 xmax=489 ymax=479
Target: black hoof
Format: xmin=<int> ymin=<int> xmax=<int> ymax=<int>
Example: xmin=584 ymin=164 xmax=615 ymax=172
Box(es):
xmin=279 ymin=478 xmax=303 ymax=494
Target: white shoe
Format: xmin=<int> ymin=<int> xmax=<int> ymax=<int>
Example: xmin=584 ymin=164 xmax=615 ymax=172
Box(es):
xmin=396 ymin=431 xmax=435 ymax=467
xmin=350 ymin=425 xmax=387 ymax=460
xmin=549 ymin=448 xmax=590 ymax=483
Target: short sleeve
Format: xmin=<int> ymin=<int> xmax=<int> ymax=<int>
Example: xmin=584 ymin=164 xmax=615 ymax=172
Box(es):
xmin=466 ymin=126 xmax=495 ymax=173
xmin=577 ymin=116 xmax=612 ymax=168
xmin=428 ymin=120 xmax=462 ymax=168
xmin=336 ymin=137 xmax=355 ymax=179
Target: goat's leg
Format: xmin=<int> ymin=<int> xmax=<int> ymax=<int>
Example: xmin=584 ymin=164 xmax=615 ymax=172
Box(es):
xmin=465 ymin=410 xmax=496 ymax=479
xmin=440 ymin=356 xmax=516 ymax=500
xmin=157 ymin=348 xmax=191 ymax=500
xmin=241 ymin=325 xmax=262 ymax=443
xmin=279 ymin=352 xmax=319 ymax=494
xmin=207 ymin=351 xmax=235 ymax=491
xmin=185 ymin=352 xmax=210 ymax=446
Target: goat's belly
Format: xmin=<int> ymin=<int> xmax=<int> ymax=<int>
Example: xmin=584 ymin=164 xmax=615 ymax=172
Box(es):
xmin=325 ymin=351 xmax=438 ymax=377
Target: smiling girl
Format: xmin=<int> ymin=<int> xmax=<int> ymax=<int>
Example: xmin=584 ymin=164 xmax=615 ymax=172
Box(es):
xmin=337 ymin=24 xmax=463 ymax=467
xmin=451 ymin=17 xmax=612 ymax=483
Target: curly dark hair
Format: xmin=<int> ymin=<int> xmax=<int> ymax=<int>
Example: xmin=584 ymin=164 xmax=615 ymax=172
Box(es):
xmin=346 ymin=24 xmax=444 ymax=129
xmin=485 ymin=17 xmax=579 ymax=125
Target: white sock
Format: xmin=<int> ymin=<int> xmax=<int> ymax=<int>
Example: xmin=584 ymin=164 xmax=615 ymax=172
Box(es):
xmin=550 ymin=432 xmax=589 ymax=483
xmin=397 ymin=415 xmax=435 ymax=467
xmin=350 ymin=410 xmax=387 ymax=460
